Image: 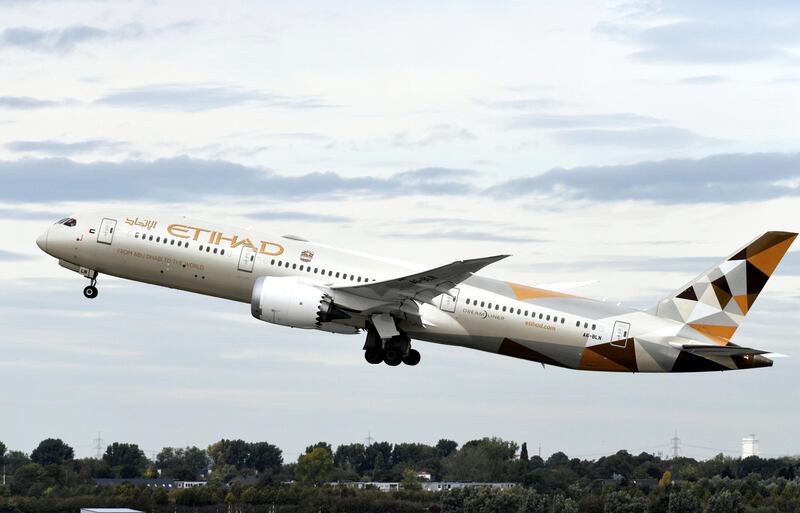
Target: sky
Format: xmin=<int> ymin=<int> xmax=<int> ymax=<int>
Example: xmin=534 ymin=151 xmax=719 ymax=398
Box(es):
xmin=1 ymin=0 xmax=800 ymax=463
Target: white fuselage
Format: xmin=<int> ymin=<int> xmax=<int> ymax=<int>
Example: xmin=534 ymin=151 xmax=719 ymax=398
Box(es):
xmin=37 ymin=210 xmax=767 ymax=373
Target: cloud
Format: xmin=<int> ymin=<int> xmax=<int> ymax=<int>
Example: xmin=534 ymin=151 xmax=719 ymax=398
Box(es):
xmin=473 ymin=98 xmax=564 ymax=110
xmin=0 ymin=23 xmax=146 ymax=53
xmin=508 ymin=112 xmax=661 ymax=129
xmin=554 ymin=126 xmax=711 ymax=148
xmin=535 ymin=252 xmax=800 ymax=276
xmin=390 ymin=125 xmax=477 ymax=147
xmin=488 ymin=152 xmax=800 ymax=203
xmin=0 ymin=207 xmax=65 ymax=220
xmin=598 ymin=3 xmax=800 ymax=64
xmin=6 ymin=139 xmax=126 ymax=156
xmin=679 ymin=75 xmax=728 ymax=84
xmin=0 ymin=156 xmax=476 ymax=201
xmin=385 ymin=230 xmax=543 ymax=243
xmin=245 ymin=211 xmax=351 ymax=224
xmin=0 ymin=249 xmax=31 ymax=261
xmin=96 ymin=84 xmax=333 ymax=112
xmin=0 ymin=96 xmax=68 ymax=109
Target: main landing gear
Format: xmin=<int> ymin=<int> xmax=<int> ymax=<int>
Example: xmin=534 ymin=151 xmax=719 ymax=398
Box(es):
xmin=83 ymin=276 xmax=99 ymax=299
xmin=363 ymin=327 xmax=421 ymax=367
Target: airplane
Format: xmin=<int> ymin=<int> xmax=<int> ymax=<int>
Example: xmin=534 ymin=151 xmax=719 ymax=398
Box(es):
xmin=35 ymin=210 xmax=796 ymax=372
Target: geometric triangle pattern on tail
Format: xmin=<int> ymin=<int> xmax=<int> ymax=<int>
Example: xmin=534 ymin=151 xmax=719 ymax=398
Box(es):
xmin=655 ymin=231 xmax=797 ymax=340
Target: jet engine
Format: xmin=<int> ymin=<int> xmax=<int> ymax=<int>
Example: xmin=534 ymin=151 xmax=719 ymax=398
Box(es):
xmin=250 ymin=276 xmax=354 ymax=332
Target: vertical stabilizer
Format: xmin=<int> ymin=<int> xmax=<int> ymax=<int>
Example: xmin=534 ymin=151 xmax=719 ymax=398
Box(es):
xmin=654 ymin=231 xmax=797 ymax=340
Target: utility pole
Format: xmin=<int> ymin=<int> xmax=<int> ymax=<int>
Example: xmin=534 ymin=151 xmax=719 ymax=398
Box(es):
xmin=671 ymin=430 xmax=681 ymax=460
xmin=364 ymin=431 xmax=374 ymax=446
xmin=93 ymin=432 xmax=105 ymax=459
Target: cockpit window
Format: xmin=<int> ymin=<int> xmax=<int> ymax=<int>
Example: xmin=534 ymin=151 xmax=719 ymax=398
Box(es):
xmin=55 ymin=218 xmax=68 ymax=224
xmin=63 ymin=218 xmax=77 ymax=227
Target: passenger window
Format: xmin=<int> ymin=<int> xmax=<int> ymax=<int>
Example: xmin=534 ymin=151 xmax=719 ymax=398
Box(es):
xmin=546 ymin=315 xmax=550 ymax=321
xmin=524 ymin=311 xmax=529 ymax=317
xmin=495 ymin=304 xmax=499 ymax=310
xmin=592 ymin=324 xmax=596 ymax=330
xmin=206 ymin=246 xmax=211 ymax=252
xmin=539 ymin=313 xmax=543 ymax=319
xmin=156 ymin=237 xmax=160 ymax=242
xmin=170 ymin=239 xmax=175 ymax=245
xmin=314 ymin=268 xmax=318 ymax=273
xmin=357 ymin=277 xmax=362 ymax=282
xmin=271 ymin=259 xmax=275 ymax=265
xmin=466 ymin=299 xmax=470 ymax=305
xmin=221 ymin=249 xmax=225 ymax=255
xmin=213 ymin=248 xmax=218 ymax=254
xmin=199 ymin=245 xmax=204 ymax=251
xmin=163 ymin=238 xmax=167 ymax=244
xmin=561 ymin=318 xmax=565 ymax=324
xmin=576 ymin=321 xmax=580 ymax=327
xmin=517 ymin=308 xmax=521 ymax=315
xmin=487 ymin=303 xmax=492 ymax=309
xmin=502 ymin=306 xmax=506 ymax=312
xmin=292 ymin=264 xmax=297 ymax=269
xmin=149 ymin=235 xmax=153 ymax=241
xmin=299 ymin=265 xmax=304 ymax=271
xmin=350 ymin=275 xmax=355 ymax=281
xmin=584 ymin=322 xmax=588 ymax=329
xmin=328 ymin=271 xmax=333 ymax=276
xmin=336 ymin=272 xmax=340 ymax=278
xmin=343 ymin=273 xmax=347 ymax=279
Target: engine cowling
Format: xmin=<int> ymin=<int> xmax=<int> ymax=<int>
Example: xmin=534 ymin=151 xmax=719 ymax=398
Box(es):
xmin=250 ymin=276 xmax=354 ymax=332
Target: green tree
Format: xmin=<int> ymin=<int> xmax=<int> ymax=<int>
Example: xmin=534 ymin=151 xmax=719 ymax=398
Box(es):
xmin=157 ymin=446 xmax=210 ymax=480
xmin=400 ymin=469 xmax=421 ymax=491
xmin=295 ymin=447 xmax=334 ymax=486
xmin=520 ymin=442 xmax=529 ymax=462
xmin=604 ymin=490 xmax=646 ymax=513
xmin=668 ymin=488 xmax=698 ymax=513
xmin=30 ymin=438 xmax=74 ymax=466
xmin=436 ymin=439 xmax=458 ymax=458
xmin=246 ymin=441 xmax=283 ymax=472
xmin=103 ymin=442 xmax=147 ymax=477
xmin=704 ymin=490 xmax=745 ymax=513
xmin=12 ymin=463 xmax=46 ymax=495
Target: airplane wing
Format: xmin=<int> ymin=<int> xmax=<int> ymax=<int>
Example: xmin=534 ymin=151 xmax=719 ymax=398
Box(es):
xmin=668 ymin=341 xmax=770 ymax=357
xmin=332 ymin=254 xmax=510 ymax=304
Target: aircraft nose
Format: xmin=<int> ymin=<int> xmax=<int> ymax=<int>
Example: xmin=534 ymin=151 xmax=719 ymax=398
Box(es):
xmin=36 ymin=228 xmax=48 ymax=253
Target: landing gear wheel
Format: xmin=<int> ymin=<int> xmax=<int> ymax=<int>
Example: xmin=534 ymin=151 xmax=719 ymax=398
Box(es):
xmin=402 ymin=349 xmax=421 ymax=366
xmin=383 ymin=346 xmax=403 ymax=366
xmin=364 ymin=347 xmax=384 ymax=364
xmin=83 ymin=285 xmax=98 ymax=299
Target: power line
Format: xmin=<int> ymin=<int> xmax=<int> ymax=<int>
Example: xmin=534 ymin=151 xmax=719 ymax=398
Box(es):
xmin=93 ymin=432 xmax=105 ymax=459
xmin=671 ymin=430 xmax=681 ymax=459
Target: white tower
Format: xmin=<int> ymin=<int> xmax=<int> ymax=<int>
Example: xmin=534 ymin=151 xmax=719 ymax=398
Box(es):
xmin=742 ymin=434 xmax=760 ymax=458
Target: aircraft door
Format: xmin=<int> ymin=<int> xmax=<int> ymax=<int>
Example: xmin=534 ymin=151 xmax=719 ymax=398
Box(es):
xmin=611 ymin=320 xmax=631 ymax=347
xmin=238 ymin=245 xmax=256 ymax=272
xmin=439 ymin=288 xmax=459 ymax=313
xmin=97 ymin=218 xmax=117 ymax=245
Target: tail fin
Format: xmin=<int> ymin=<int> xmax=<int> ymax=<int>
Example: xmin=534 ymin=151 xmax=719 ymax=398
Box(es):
xmin=655 ymin=231 xmax=797 ymax=340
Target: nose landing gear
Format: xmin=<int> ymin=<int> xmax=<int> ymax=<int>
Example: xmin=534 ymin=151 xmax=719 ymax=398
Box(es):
xmin=83 ymin=276 xmax=99 ymax=299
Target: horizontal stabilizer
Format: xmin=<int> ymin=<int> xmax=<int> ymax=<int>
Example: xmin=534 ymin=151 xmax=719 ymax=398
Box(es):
xmin=668 ymin=341 xmax=769 ymax=357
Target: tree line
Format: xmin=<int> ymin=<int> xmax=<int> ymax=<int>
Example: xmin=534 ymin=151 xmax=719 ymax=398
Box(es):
xmin=1 ymin=438 xmax=799 ymax=512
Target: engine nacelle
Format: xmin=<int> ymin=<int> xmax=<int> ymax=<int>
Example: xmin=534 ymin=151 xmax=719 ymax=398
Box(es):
xmin=251 ymin=276 xmax=355 ymax=333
